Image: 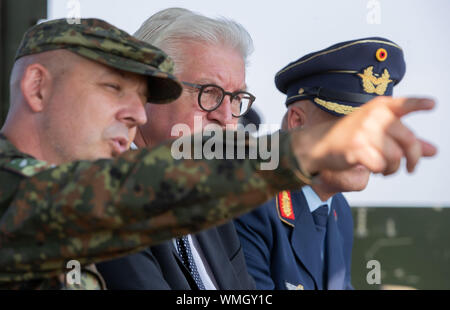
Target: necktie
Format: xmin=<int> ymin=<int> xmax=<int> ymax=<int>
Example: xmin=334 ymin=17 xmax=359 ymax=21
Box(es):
xmin=312 ymin=204 xmax=329 ymax=288
xmin=176 ymin=236 xmax=206 ymax=290
xmin=312 ymin=204 xmax=328 ymax=247
xmin=312 ymin=205 xmax=329 ymax=229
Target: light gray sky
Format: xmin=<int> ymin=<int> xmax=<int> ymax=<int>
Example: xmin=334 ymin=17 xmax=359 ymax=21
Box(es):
xmin=48 ymin=0 xmax=450 ymax=207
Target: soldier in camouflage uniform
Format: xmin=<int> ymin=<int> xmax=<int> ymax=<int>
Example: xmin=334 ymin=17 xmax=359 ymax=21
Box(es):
xmin=0 ymin=18 xmax=437 ymax=289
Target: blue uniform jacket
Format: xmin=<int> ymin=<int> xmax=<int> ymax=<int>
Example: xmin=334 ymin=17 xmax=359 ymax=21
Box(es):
xmin=234 ymin=189 xmax=353 ymax=290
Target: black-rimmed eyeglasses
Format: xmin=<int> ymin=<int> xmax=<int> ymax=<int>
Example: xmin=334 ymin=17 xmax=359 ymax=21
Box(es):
xmin=182 ymin=82 xmax=255 ymax=117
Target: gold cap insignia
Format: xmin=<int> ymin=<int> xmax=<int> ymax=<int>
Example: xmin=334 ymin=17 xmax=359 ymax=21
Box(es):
xmin=357 ymin=66 xmax=393 ymax=95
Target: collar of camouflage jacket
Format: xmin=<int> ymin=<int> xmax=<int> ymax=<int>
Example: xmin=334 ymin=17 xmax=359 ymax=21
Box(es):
xmin=0 ymin=133 xmax=53 ymax=177
xmin=0 ymin=133 xmax=33 ymax=159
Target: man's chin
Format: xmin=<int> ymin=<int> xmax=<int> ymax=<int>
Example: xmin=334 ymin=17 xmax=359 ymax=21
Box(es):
xmin=110 ymin=149 xmax=124 ymax=158
xmin=343 ymin=176 xmax=370 ymax=192
xmin=85 ymin=150 xmax=116 ymax=160
xmin=353 ymin=164 xmax=370 ymax=173
xmin=346 ymin=184 xmax=368 ymax=192
xmin=324 ymin=176 xmax=370 ymax=193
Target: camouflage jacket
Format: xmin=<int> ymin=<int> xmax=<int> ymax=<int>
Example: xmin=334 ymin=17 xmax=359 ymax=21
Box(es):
xmin=0 ymin=131 xmax=306 ymax=289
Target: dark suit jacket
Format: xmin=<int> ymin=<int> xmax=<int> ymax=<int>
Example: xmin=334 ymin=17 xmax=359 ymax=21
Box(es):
xmin=96 ymin=222 xmax=255 ymax=290
xmin=234 ymin=190 xmax=353 ymax=290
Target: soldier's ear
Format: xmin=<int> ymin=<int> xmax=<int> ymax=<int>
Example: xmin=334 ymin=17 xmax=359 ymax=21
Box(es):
xmin=21 ymin=63 xmax=52 ymax=113
xmin=288 ymin=104 xmax=307 ymax=130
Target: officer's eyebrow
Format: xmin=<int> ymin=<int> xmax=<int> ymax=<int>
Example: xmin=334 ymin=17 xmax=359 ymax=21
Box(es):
xmin=102 ymin=67 xmax=149 ymax=98
xmin=195 ymin=78 xmax=248 ymax=93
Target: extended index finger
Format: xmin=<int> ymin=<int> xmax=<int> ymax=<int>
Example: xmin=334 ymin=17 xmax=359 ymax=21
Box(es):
xmin=387 ymin=97 xmax=435 ymax=117
xmin=419 ymin=139 xmax=438 ymax=157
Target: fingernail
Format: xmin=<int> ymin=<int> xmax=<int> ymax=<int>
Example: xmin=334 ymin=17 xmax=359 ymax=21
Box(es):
xmin=422 ymin=99 xmax=435 ymax=106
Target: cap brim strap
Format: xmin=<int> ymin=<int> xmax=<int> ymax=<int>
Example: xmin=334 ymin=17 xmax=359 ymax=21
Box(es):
xmin=303 ymin=86 xmax=378 ymax=104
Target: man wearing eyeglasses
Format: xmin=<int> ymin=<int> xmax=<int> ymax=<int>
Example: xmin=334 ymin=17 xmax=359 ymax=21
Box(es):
xmin=95 ymin=8 xmax=437 ymax=290
xmin=96 ymin=8 xmax=258 ymax=290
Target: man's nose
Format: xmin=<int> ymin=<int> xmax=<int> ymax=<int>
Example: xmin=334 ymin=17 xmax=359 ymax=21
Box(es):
xmin=117 ymin=93 xmax=148 ymax=127
xmin=206 ymin=95 xmax=234 ymax=126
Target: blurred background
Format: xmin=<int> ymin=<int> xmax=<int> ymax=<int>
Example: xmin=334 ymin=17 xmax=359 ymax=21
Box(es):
xmin=1 ymin=0 xmax=449 ymax=289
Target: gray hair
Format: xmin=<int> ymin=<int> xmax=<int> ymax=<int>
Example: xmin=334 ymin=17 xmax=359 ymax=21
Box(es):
xmin=134 ymin=8 xmax=254 ymax=73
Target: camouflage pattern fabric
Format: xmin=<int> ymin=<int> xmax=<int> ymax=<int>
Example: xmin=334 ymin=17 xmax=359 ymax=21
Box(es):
xmin=64 ymin=265 xmax=106 ymax=290
xmin=0 ymin=131 xmax=306 ymax=289
xmin=15 ymin=18 xmax=182 ymax=103
xmin=3 ymin=264 xmax=105 ymax=290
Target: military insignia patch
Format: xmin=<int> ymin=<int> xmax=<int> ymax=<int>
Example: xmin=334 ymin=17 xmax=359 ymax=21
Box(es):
xmin=357 ymin=66 xmax=393 ymax=95
xmin=375 ymin=48 xmax=388 ymax=62
xmin=285 ymin=281 xmax=304 ymax=290
xmin=278 ymin=190 xmax=295 ymax=220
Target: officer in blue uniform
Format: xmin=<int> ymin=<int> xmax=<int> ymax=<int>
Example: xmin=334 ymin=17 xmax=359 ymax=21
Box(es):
xmin=234 ymin=37 xmax=406 ymax=290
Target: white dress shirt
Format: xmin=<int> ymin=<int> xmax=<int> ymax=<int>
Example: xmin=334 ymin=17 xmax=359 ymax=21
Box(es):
xmin=172 ymin=236 xmax=218 ymax=290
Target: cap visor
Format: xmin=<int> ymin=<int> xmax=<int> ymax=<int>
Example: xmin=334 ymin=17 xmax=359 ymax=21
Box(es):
xmin=68 ymin=47 xmax=182 ymax=104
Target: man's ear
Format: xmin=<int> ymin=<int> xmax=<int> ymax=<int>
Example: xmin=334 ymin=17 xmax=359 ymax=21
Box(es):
xmin=20 ymin=63 xmax=52 ymax=112
xmin=288 ymin=104 xmax=307 ymax=130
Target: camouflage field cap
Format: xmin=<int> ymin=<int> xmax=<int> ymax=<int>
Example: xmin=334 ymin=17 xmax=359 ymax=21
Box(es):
xmin=15 ymin=18 xmax=182 ymax=103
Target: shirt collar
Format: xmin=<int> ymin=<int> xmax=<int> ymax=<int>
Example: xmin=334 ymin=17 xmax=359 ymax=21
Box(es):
xmin=301 ymin=185 xmax=333 ymax=214
xmin=130 ymin=142 xmax=138 ymax=150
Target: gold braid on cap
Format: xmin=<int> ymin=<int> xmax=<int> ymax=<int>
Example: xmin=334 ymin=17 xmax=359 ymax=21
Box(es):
xmin=314 ymin=98 xmax=360 ymax=115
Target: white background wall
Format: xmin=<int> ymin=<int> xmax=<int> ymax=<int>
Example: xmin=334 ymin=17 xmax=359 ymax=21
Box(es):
xmin=48 ymin=0 xmax=450 ymax=207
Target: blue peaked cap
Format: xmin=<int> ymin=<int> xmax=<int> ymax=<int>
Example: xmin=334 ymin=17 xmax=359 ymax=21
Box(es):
xmin=275 ymin=37 xmax=406 ymax=116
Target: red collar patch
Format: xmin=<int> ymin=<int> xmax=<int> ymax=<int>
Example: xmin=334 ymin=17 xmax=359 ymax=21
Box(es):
xmin=277 ymin=190 xmax=295 ymax=221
